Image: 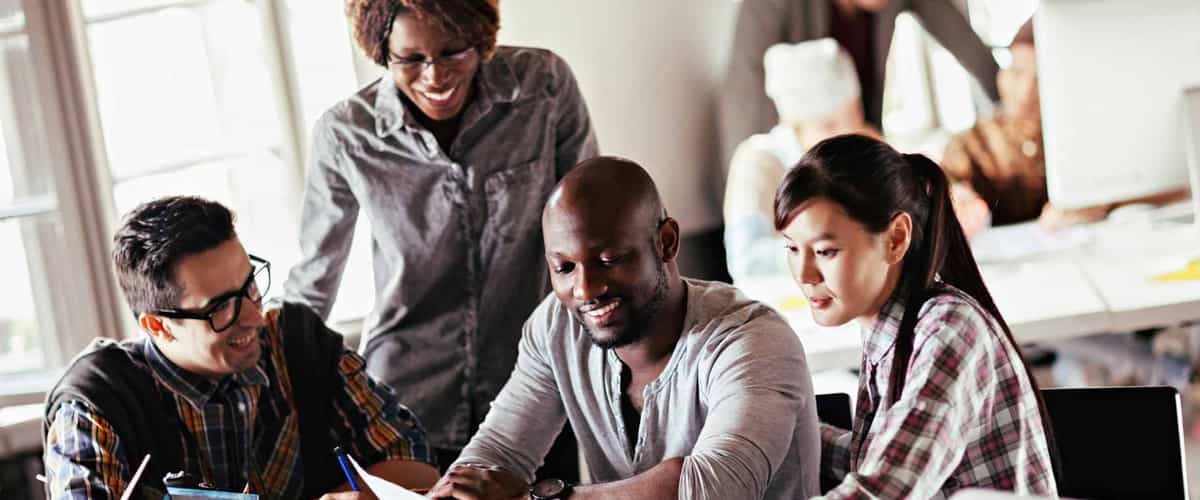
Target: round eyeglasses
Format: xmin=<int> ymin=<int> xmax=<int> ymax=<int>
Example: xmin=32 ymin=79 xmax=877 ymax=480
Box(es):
xmin=150 ymin=254 xmax=271 ymax=333
xmin=387 ymin=46 xmax=476 ymax=74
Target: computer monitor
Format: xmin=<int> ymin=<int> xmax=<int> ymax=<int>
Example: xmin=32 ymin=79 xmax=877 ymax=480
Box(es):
xmin=1035 ymin=0 xmax=1200 ymax=210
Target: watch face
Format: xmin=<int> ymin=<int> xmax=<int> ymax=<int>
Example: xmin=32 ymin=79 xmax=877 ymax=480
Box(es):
xmin=531 ymin=478 xmax=566 ymax=498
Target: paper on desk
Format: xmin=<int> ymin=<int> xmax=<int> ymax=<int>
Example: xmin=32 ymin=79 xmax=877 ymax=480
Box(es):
xmin=1151 ymin=258 xmax=1200 ymax=282
xmin=969 ymin=220 xmax=1091 ymax=263
xmin=347 ymin=455 xmax=426 ymax=499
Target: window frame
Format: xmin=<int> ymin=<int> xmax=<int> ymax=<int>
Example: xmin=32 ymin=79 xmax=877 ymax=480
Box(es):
xmin=0 ymin=0 xmax=308 ymax=398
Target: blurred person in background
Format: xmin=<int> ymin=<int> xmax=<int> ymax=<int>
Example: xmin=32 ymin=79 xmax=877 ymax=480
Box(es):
xmin=723 ymin=39 xmax=879 ymax=283
xmin=943 ymin=18 xmax=1193 ymax=420
xmin=942 ymin=20 xmax=1188 ymax=231
xmin=719 ymin=0 xmax=1001 ymax=169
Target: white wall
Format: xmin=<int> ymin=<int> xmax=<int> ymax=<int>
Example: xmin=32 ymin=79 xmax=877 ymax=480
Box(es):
xmin=498 ymin=1 xmax=739 ymax=234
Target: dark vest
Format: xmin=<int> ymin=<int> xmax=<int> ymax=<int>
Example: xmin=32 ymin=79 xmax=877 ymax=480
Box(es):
xmin=43 ymin=302 xmax=346 ymax=498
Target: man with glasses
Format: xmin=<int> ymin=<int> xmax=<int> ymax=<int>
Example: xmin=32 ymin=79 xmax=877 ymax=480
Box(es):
xmin=43 ymin=196 xmax=438 ymax=499
xmin=286 ymin=0 xmax=598 ymax=475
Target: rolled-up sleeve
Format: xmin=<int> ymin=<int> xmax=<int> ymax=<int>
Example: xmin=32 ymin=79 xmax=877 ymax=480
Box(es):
xmin=453 ymin=312 xmax=565 ymax=481
xmin=680 ymin=312 xmax=817 ymax=499
xmin=283 ymin=112 xmax=359 ymax=320
xmin=331 ymin=350 xmax=434 ymax=467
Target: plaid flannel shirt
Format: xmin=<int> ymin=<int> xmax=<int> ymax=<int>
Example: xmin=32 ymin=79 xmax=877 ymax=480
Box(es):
xmin=817 ymin=283 xmax=1056 ymax=499
xmin=44 ymin=308 xmax=432 ymax=499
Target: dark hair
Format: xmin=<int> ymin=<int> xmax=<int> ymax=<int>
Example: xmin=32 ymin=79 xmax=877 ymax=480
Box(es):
xmin=347 ymin=0 xmax=500 ymax=67
xmin=112 ymin=196 xmax=237 ymax=315
xmin=773 ymin=134 xmax=1060 ymax=478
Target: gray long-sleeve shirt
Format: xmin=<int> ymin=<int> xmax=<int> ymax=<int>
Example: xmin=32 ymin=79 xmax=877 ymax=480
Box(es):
xmin=455 ymin=279 xmax=821 ymax=499
xmin=283 ymin=46 xmax=598 ymax=449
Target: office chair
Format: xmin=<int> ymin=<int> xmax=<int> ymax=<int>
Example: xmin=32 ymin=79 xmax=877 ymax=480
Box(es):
xmin=815 ymin=392 xmax=853 ymax=430
xmin=815 ymin=392 xmax=854 ymax=493
xmin=1042 ymin=385 xmax=1189 ymax=499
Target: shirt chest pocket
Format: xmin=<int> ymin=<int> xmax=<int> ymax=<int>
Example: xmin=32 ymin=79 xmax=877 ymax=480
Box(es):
xmin=482 ymin=158 xmax=555 ymax=248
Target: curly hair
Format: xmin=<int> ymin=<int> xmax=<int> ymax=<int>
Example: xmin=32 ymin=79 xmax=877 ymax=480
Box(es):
xmin=347 ymin=0 xmax=500 ymax=67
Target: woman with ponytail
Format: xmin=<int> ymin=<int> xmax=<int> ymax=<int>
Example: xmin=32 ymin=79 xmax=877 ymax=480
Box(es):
xmin=774 ymin=134 xmax=1057 ymax=498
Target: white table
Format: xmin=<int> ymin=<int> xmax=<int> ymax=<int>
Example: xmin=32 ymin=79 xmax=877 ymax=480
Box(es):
xmin=735 ymin=277 xmax=862 ymax=373
xmin=981 ymin=257 xmax=1110 ymax=343
xmin=738 ymin=257 xmax=1113 ymax=372
xmin=1079 ymin=223 xmax=1200 ymax=332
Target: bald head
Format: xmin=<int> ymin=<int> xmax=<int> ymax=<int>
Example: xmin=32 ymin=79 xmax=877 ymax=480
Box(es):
xmin=541 ymin=157 xmax=683 ymax=349
xmin=543 ymin=156 xmax=665 ymax=235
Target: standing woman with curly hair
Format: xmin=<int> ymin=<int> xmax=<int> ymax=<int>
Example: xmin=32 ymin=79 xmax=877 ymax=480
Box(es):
xmin=284 ymin=0 xmax=597 ymax=473
xmin=774 ymin=134 xmax=1058 ymax=498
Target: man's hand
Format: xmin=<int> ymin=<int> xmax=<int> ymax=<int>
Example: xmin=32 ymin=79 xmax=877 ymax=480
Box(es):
xmin=426 ymin=464 xmax=528 ymax=500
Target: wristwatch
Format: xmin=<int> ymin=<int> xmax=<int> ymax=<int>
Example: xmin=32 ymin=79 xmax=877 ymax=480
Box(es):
xmin=530 ymin=478 xmax=572 ymax=499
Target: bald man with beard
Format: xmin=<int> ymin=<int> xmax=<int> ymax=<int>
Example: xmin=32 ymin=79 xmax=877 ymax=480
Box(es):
xmin=428 ymin=157 xmax=819 ymax=500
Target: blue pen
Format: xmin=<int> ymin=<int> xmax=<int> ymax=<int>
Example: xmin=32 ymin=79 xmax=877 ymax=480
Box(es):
xmin=334 ymin=446 xmax=361 ymax=492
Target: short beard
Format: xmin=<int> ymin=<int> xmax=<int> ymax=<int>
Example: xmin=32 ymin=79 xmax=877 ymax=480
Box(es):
xmin=587 ymin=260 xmax=669 ymax=349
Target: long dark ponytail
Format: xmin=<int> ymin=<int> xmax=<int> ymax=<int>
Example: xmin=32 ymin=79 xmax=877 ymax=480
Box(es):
xmin=773 ymin=134 xmax=1060 ymax=482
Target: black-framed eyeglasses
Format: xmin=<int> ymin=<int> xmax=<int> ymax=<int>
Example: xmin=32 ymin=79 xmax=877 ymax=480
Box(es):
xmin=150 ymin=254 xmax=271 ymax=333
xmin=387 ymin=47 xmax=476 ymax=73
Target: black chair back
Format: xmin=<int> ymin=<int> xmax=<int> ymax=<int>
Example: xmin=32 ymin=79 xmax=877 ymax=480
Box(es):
xmin=816 ymin=392 xmax=853 ymax=430
xmin=1042 ymin=386 xmax=1189 ymax=499
xmin=816 ymin=392 xmax=854 ymax=494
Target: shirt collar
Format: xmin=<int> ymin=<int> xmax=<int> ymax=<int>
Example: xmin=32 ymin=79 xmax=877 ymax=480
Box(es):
xmin=373 ymin=51 xmax=521 ymax=138
xmin=142 ymin=332 xmax=270 ymax=408
xmin=861 ymin=287 xmax=908 ymax=366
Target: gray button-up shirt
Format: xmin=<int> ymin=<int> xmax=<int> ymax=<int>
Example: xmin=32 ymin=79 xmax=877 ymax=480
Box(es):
xmin=456 ymin=279 xmax=821 ymax=499
xmin=284 ymin=46 xmax=598 ymax=448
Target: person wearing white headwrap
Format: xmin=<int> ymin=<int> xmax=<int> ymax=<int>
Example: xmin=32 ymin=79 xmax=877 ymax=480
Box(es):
xmin=723 ymin=39 xmax=878 ymax=284
xmin=717 ymin=0 xmax=1001 ymax=171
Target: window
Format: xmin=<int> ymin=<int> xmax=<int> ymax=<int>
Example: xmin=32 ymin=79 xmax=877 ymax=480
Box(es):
xmin=278 ymin=0 xmax=376 ymax=325
xmin=0 ymin=2 xmax=66 ymax=376
xmin=966 ymin=0 xmax=1040 ymax=50
xmin=882 ymin=0 xmax=1041 ymax=158
xmin=82 ymin=0 xmax=302 ymax=314
xmin=0 ymin=0 xmax=366 ymax=388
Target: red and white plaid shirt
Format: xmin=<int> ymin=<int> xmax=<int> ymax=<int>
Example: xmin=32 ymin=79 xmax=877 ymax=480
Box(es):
xmin=818 ymin=283 xmax=1056 ymax=499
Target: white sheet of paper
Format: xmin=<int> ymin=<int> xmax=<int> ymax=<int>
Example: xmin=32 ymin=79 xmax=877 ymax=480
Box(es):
xmin=970 ymin=220 xmax=1091 ymax=263
xmin=347 ymin=455 xmax=427 ymax=499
